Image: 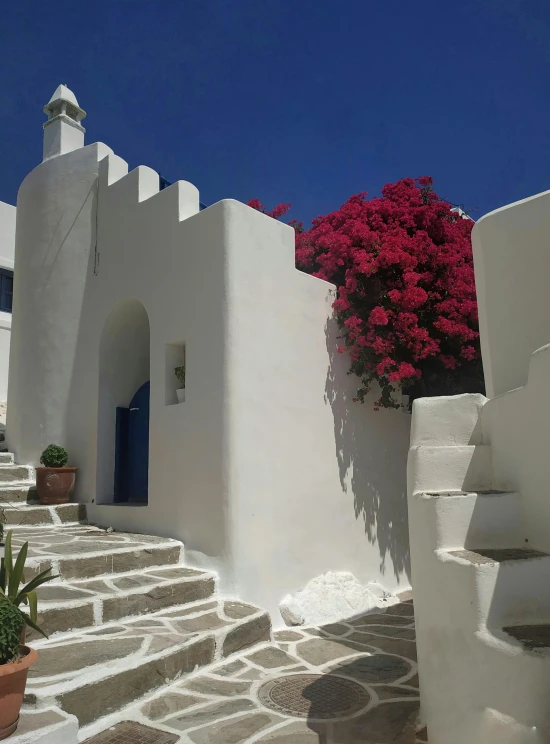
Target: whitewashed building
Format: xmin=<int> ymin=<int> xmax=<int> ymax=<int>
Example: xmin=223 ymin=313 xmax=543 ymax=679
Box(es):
xmin=5 ymin=85 xmax=412 ymax=622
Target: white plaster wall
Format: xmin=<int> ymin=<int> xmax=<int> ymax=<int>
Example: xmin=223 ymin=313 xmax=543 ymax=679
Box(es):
xmin=222 ymin=203 xmax=412 ymax=615
xmin=482 ymin=343 xmax=550 ymax=554
xmin=472 ymin=189 xmax=550 ymax=398
xmin=0 ymin=200 xmax=15 ymax=402
xmin=471 ymin=187 xmax=550 ymax=553
xmin=7 ymin=144 xmax=112 ymax=461
xmin=10 ymin=142 xmax=412 ymax=622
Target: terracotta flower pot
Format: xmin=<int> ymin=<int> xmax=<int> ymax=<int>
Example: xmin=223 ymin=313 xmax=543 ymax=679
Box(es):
xmin=0 ymin=646 xmax=38 ymax=740
xmin=35 ymin=467 xmax=76 ymax=505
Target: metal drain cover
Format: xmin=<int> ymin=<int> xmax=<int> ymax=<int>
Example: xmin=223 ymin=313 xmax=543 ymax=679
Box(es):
xmin=258 ymin=673 xmax=370 ymax=720
xmin=85 ymin=721 xmax=178 ymax=744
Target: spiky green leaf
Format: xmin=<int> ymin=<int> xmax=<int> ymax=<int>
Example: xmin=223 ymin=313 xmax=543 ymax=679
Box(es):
xmin=0 ymin=557 xmax=5 ymax=595
xmin=19 ymin=568 xmax=57 ymax=599
xmin=21 ymin=612 xmax=48 ymax=640
xmin=26 ymin=591 xmax=38 ymax=624
xmin=8 ymin=541 xmax=28 ymax=601
xmin=3 ymin=531 xmax=13 ymax=589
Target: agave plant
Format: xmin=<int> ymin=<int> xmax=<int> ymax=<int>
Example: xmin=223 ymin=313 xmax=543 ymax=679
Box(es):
xmin=0 ymin=530 xmax=57 ymax=638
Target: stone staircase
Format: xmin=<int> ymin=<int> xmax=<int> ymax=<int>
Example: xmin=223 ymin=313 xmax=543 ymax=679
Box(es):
xmin=0 ymin=453 xmax=271 ymax=740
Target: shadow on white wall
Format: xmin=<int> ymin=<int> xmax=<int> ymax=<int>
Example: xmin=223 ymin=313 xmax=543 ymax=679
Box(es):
xmin=324 ymin=317 xmax=411 ymax=583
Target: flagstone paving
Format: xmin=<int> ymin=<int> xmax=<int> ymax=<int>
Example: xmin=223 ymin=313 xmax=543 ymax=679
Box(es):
xmin=84 ymin=597 xmax=427 ymax=743
xmin=2 ymin=466 xmax=424 ymax=742
xmin=25 ymin=598 xmax=271 ymax=726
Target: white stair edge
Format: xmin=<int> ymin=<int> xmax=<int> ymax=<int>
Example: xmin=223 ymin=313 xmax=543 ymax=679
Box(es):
xmin=436 ymin=548 xmax=550 ymax=628
xmin=414 ymin=490 xmax=522 ymax=551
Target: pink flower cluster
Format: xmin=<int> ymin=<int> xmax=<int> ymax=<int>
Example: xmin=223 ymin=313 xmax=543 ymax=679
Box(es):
xmin=249 ymin=177 xmax=482 ymax=408
xmin=246 ymin=199 xmax=292 ymax=221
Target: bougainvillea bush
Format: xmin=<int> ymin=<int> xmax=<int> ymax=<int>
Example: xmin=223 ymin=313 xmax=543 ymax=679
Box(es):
xmin=248 ymin=177 xmax=484 ymax=409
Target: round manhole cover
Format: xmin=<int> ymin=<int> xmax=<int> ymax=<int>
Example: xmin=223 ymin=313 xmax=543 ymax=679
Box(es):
xmin=258 ymin=673 xmax=370 ymax=720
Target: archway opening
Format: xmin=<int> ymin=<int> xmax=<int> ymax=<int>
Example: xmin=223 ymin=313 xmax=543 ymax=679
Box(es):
xmin=97 ymin=298 xmax=150 ymax=505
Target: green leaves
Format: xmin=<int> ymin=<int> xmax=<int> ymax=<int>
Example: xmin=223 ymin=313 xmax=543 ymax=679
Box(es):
xmin=174 ymin=365 xmax=186 ymax=388
xmin=40 ymin=444 xmax=69 ymax=468
xmin=0 ymin=530 xmax=57 ymax=642
xmin=9 ymin=539 xmax=27 ymax=600
xmin=0 ymin=597 xmax=25 ymax=664
xmin=19 ymin=567 xmax=58 ymax=599
xmin=21 ymin=610 xmax=48 ymax=639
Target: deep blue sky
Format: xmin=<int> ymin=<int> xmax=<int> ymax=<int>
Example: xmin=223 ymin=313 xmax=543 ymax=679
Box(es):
xmin=1 ymin=0 xmax=549 ymax=224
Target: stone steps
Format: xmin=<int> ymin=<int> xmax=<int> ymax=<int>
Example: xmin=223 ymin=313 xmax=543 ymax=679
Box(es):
xmin=0 ymin=464 xmax=33 ymax=481
xmin=10 ymin=524 xmax=183 ymax=581
xmin=0 ymin=452 xmax=273 ymax=736
xmin=25 ymin=599 xmax=271 ymax=727
xmin=0 ymin=481 xmax=37 ymax=503
xmin=31 ymin=565 xmax=216 ymax=639
xmin=0 ymin=502 xmax=85 ymax=526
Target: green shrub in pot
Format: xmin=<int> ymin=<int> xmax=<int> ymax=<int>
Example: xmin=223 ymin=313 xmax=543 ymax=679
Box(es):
xmin=39 ymin=444 xmax=68 ymax=468
xmin=36 ymin=445 xmax=76 ymax=505
xmin=0 ymin=530 xmax=56 ymax=739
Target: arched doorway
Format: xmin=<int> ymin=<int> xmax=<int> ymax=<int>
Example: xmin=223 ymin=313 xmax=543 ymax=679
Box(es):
xmin=97 ymin=299 xmax=150 ymax=505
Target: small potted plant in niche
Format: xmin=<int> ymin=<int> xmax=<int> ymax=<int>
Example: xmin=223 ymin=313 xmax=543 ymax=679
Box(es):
xmin=0 ymin=530 xmax=55 ymax=739
xmin=175 ymin=365 xmax=186 ymax=403
xmin=36 ymin=445 xmax=76 ymax=505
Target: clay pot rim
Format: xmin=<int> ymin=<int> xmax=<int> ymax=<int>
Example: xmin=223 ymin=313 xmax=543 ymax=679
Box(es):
xmin=0 ymin=646 xmax=38 ymax=677
xmin=36 ymin=467 xmax=77 ymax=472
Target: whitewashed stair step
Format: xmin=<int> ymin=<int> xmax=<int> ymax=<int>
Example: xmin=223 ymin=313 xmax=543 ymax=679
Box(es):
xmin=418 ymin=490 xmax=521 ymax=550
xmin=502 ymin=623 xmax=550 ymax=650
xmin=439 ymin=547 xmax=550 ymax=628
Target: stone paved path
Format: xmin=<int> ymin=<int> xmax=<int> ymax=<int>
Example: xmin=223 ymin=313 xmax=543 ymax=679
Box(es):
xmin=26 ymin=598 xmax=270 ymax=727
xmin=84 ymin=596 xmax=426 ymax=743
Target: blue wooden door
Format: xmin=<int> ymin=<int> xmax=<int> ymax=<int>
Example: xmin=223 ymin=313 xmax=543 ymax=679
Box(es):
xmin=114 ymin=381 xmax=149 ymax=503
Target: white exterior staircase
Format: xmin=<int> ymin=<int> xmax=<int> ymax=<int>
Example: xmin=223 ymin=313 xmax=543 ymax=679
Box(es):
xmin=408 ymin=394 xmax=550 ymax=744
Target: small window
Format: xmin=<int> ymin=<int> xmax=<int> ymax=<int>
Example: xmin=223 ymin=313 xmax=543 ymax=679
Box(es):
xmin=0 ymin=269 xmax=13 ymax=313
xmin=165 ymin=342 xmax=186 ymax=405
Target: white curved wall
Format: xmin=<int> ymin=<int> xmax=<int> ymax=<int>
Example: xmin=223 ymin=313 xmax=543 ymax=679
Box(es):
xmin=472 ymin=189 xmax=550 ymax=398
xmin=7 ymin=143 xmax=112 ymax=463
